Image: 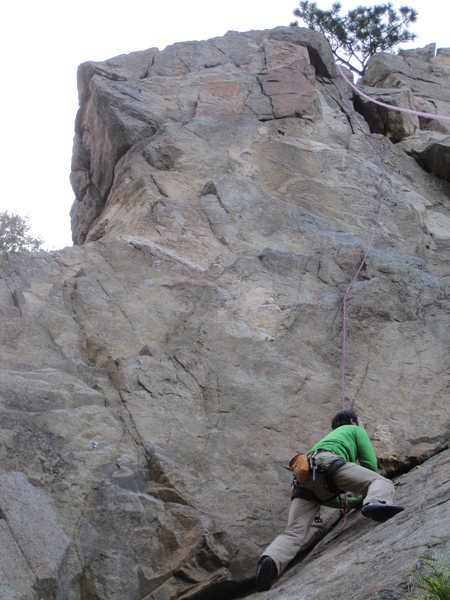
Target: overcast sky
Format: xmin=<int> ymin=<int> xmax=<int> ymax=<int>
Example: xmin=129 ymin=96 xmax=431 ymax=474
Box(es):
xmin=1 ymin=0 xmax=448 ymax=250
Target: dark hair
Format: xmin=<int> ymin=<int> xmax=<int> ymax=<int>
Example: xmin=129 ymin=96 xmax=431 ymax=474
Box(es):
xmin=331 ymin=410 xmax=358 ymax=429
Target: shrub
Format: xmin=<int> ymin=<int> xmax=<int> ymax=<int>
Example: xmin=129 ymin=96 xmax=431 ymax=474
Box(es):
xmin=0 ymin=210 xmax=43 ymax=254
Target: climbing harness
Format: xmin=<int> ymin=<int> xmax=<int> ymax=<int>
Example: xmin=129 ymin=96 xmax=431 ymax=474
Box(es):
xmin=290 ymin=451 xmax=347 ymax=497
xmin=324 ymin=456 xmax=347 ymax=493
xmin=291 ymin=485 xmax=317 ymax=502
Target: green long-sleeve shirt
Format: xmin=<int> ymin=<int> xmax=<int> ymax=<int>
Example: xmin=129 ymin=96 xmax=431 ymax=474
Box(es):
xmin=308 ymin=424 xmax=378 ymax=472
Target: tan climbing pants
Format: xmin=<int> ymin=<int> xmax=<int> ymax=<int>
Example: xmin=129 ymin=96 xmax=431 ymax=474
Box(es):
xmin=262 ymin=451 xmax=395 ymax=575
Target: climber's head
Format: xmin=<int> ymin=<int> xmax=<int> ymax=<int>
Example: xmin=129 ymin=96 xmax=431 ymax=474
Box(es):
xmin=331 ymin=409 xmax=359 ymax=429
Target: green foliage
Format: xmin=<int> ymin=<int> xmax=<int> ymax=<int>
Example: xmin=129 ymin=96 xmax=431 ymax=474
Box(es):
xmin=0 ymin=210 xmax=43 ymax=254
xmin=292 ymin=1 xmax=418 ymax=75
xmin=410 ymin=554 xmax=450 ymax=600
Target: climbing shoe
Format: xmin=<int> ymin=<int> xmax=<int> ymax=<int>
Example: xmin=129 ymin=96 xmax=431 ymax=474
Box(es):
xmin=255 ymin=555 xmax=278 ymax=592
xmin=361 ymin=500 xmax=404 ymax=522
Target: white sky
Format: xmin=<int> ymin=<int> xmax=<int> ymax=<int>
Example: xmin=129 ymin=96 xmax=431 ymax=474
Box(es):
xmin=1 ymin=0 xmax=448 ymax=250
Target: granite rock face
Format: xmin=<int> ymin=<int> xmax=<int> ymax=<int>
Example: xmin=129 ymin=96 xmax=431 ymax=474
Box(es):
xmin=1 ymin=28 xmax=449 ymax=599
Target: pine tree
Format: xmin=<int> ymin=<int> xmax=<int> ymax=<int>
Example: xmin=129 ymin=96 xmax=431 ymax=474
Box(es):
xmin=292 ymin=1 xmax=418 ymax=76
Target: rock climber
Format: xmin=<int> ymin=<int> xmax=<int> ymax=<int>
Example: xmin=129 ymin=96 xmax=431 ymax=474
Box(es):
xmin=255 ymin=409 xmax=404 ymax=592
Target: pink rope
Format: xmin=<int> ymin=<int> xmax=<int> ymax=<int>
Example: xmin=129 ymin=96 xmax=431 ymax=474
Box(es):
xmin=338 ymin=493 xmax=350 ymax=532
xmin=335 ymin=64 xmax=421 ymax=533
xmin=340 ymin=174 xmax=385 ymax=409
xmin=337 ymin=64 xmax=450 ymax=124
xmin=338 ymin=69 xmax=390 ymax=409
xmin=337 ymin=59 xmax=450 ymax=408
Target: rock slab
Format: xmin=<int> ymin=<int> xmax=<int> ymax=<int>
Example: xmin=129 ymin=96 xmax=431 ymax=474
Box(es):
xmin=0 ymin=28 xmax=449 ymax=600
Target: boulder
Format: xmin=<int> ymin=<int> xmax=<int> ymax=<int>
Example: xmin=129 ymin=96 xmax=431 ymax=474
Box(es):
xmin=353 ymin=85 xmax=419 ymax=142
xmin=0 ymin=472 xmax=73 ymax=598
xmin=398 ymin=130 xmax=450 ymax=181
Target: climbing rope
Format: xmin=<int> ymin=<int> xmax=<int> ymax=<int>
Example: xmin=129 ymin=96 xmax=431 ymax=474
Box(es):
xmin=340 ymin=167 xmax=386 ymax=408
xmin=336 ymin=63 xmax=450 ymax=409
xmin=340 ymin=150 xmax=386 ymax=410
xmin=337 ymin=71 xmax=388 ymax=410
xmin=327 ymin=63 xmax=450 ymax=532
xmin=338 ymin=493 xmax=350 ymax=532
